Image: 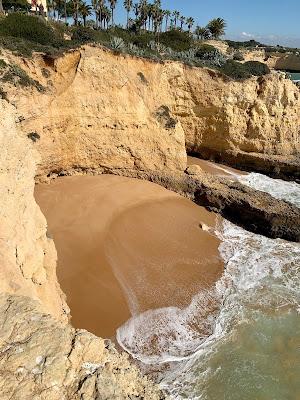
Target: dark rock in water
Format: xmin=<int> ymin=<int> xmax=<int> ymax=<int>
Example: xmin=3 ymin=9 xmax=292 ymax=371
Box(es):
xmin=191 ymin=173 xmax=300 ymax=243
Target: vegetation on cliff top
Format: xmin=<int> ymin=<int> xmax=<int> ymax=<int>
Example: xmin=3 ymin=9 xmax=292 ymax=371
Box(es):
xmin=0 ymin=2 xmax=271 ymax=81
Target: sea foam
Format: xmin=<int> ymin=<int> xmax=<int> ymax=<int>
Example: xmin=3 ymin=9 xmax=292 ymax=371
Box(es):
xmin=117 ymin=171 xmax=300 ymax=398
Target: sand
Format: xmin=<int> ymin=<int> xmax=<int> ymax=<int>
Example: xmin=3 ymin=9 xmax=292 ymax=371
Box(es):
xmin=188 ymin=156 xmax=247 ymax=177
xmin=35 ymin=175 xmax=223 ymax=338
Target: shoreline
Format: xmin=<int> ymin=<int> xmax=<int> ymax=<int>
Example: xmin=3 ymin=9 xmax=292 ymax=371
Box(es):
xmin=35 ymin=174 xmax=223 ymax=338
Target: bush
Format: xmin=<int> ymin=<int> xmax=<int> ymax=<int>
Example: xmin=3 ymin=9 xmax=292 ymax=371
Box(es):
xmin=109 ymin=36 xmax=125 ymax=51
xmin=220 ymin=59 xmax=270 ymax=80
xmin=159 ymin=29 xmax=193 ymax=52
xmin=243 ymin=61 xmax=270 ymax=76
xmin=220 ymin=60 xmax=252 ymax=79
xmin=0 ymin=14 xmax=56 ymax=45
xmin=195 ymin=44 xmax=227 ymax=67
xmin=0 ymin=58 xmax=7 ymax=69
xmin=71 ymin=26 xmax=97 ymax=44
xmin=226 ymin=39 xmax=265 ymax=49
xmin=195 ymin=44 xmax=217 ymax=58
xmin=2 ymin=0 xmax=30 ymax=11
xmin=131 ymin=32 xmax=155 ymax=48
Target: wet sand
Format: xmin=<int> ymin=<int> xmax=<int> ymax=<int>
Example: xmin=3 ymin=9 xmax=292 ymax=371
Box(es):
xmin=35 ymin=175 xmax=223 ymax=338
xmin=188 ymin=156 xmax=247 ymax=177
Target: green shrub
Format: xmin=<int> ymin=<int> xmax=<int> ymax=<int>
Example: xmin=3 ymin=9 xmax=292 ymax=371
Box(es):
xmin=131 ymin=32 xmax=155 ymax=48
xmin=2 ymin=0 xmax=30 ymax=11
xmin=0 ymin=87 xmax=7 ymax=100
xmin=243 ymin=61 xmax=270 ymax=76
xmin=220 ymin=60 xmax=252 ymax=79
xmin=0 ymin=58 xmax=7 ymax=69
xmin=71 ymin=26 xmax=97 ymax=43
xmin=159 ymin=29 xmax=193 ymax=52
xmin=226 ymin=39 xmax=265 ymax=49
xmin=0 ymin=14 xmax=56 ymax=45
xmin=220 ymin=59 xmax=270 ymax=80
xmin=195 ymin=44 xmax=217 ymax=58
xmin=27 ymin=131 xmax=40 ymax=142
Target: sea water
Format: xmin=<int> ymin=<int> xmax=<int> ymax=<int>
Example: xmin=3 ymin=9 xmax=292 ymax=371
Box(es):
xmin=288 ymin=72 xmax=300 ymax=82
xmin=117 ymin=172 xmax=300 ymax=399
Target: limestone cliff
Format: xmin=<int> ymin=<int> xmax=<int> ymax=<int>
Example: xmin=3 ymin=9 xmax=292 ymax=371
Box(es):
xmin=266 ymin=53 xmax=300 ymax=72
xmin=0 ymin=99 xmax=67 ymax=321
xmin=0 ymin=45 xmax=300 ymax=398
xmin=3 ymin=45 xmax=298 ymax=180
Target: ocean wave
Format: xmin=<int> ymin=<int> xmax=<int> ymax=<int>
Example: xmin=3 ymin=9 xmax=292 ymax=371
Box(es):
xmin=237 ymin=172 xmax=300 ymax=208
xmin=117 ymin=173 xmax=300 ymax=398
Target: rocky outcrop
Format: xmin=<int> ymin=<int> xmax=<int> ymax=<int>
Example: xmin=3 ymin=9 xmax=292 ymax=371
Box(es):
xmin=233 ymin=48 xmax=300 ymax=73
xmin=189 ymin=170 xmax=300 ymax=242
xmin=0 ymin=294 xmax=163 ymax=400
xmin=178 ymin=71 xmax=299 ymax=180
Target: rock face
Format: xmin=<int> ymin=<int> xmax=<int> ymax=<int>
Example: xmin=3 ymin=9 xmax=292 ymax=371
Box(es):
xmin=0 ymin=100 xmax=67 ymax=321
xmin=0 ymin=45 xmax=300 ymax=398
xmin=13 ymin=47 xmax=187 ymax=179
xmin=266 ymin=53 xmax=300 ymax=72
xmin=0 ymin=294 xmax=163 ymax=400
xmin=3 ymin=44 xmax=299 ymax=180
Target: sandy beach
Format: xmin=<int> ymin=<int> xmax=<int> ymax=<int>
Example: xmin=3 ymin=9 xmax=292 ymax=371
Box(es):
xmin=35 ymin=175 xmax=223 ymax=337
xmin=188 ymin=156 xmax=247 ymax=177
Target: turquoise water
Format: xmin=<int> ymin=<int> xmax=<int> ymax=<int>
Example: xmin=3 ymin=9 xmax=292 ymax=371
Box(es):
xmin=167 ymin=310 xmax=300 ymax=399
xmin=288 ymin=72 xmax=300 ymax=81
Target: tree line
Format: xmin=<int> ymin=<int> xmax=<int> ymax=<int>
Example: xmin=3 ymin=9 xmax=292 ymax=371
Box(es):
xmin=0 ymin=0 xmax=226 ymax=40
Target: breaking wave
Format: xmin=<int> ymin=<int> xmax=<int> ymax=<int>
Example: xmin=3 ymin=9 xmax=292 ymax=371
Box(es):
xmin=117 ymin=171 xmax=300 ymax=399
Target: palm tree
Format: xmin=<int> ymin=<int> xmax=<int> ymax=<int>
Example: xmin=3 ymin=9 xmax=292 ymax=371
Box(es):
xmin=186 ymin=17 xmax=194 ymax=33
xmin=72 ymin=0 xmax=80 ymax=25
xmin=172 ymin=10 xmax=180 ymax=28
xmin=207 ymin=17 xmax=226 ymax=39
xmin=47 ymin=0 xmax=57 ymax=20
xmin=108 ymin=0 xmax=117 ymax=27
xmin=138 ymin=0 xmax=148 ymax=30
xmin=152 ymin=2 xmax=162 ymax=34
xmin=79 ymin=2 xmax=92 ymax=26
xmin=102 ymin=5 xmax=111 ymax=28
xmin=133 ymin=2 xmax=139 ymax=20
xmin=164 ymin=9 xmax=171 ymax=31
xmin=124 ymin=0 xmax=133 ymax=29
xmin=147 ymin=3 xmax=154 ymax=30
xmin=195 ymin=26 xmax=210 ymax=40
xmin=179 ymin=15 xmax=185 ymax=30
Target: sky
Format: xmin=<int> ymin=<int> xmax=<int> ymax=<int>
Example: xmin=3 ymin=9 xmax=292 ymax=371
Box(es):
xmin=112 ymin=0 xmax=300 ymax=48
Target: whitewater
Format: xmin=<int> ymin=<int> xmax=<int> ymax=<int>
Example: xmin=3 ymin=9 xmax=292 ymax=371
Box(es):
xmin=117 ymin=171 xmax=300 ymax=399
